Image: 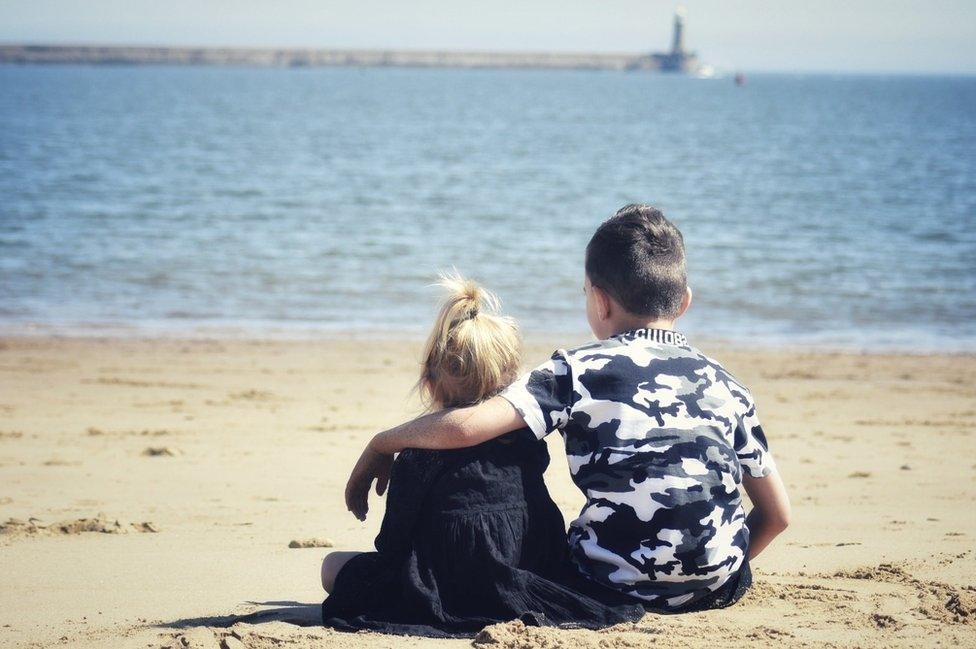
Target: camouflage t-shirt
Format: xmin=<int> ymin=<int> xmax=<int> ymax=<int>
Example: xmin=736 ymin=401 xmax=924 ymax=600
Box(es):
xmin=500 ymin=327 xmax=773 ymax=609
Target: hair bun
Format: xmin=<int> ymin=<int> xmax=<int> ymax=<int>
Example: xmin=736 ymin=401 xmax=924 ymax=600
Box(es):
xmin=437 ymin=271 xmax=498 ymax=321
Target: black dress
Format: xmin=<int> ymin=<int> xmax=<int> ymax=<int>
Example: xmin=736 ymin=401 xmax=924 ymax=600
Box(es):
xmin=320 ymin=428 xmax=647 ymax=637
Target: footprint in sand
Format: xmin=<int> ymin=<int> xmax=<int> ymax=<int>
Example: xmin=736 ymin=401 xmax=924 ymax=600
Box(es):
xmin=143 ymin=446 xmax=181 ymax=457
xmin=228 ymin=389 xmax=275 ymax=401
xmin=0 ymin=515 xmax=159 ymax=539
xmin=89 ymin=427 xmax=174 ymax=437
xmin=834 ymin=561 xmax=976 ymax=626
xmin=871 ymin=613 xmax=903 ymax=629
xmin=174 ymin=628 xmax=220 ymax=649
xmin=288 ymin=538 xmax=334 ymax=548
xmin=83 ymin=377 xmax=205 ymax=389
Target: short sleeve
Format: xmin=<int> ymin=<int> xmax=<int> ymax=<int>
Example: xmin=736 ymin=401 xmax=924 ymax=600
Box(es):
xmin=734 ymin=400 xmax=774 ymax=478
xmin=499 ymin=351 xmax=574 ymax=440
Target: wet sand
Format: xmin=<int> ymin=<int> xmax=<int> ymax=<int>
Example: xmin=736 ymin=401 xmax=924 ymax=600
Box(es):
xmin=0 ymin=336 xmax=973 ymax=648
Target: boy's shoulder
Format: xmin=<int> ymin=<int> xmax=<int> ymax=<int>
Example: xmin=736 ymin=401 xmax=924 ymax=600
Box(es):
xmin=553 ymin=334 xmax=753 ymax=402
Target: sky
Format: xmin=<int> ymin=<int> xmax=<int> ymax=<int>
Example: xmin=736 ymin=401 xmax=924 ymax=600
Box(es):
xmin=1 ymin=0 xmax=975 ymax=74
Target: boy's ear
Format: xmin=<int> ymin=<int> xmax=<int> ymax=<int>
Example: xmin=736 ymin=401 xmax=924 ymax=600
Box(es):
xmin=593 ymin=285 xmax=612 ymax=321
xmin=677 ymin=286 xmax=693 ymax=318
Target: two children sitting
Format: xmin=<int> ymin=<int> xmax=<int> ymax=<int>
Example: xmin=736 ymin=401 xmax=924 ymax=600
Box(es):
xmin=323 ymin=204 xmax=791 ymax=634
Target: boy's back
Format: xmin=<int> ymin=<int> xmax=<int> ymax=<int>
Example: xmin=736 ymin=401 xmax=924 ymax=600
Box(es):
xmin=501 ymin=327 xmax=772 ymax=609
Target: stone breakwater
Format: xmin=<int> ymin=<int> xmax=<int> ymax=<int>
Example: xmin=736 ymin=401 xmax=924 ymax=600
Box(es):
xmin=0 ymin=44 xmax=654 ymax=70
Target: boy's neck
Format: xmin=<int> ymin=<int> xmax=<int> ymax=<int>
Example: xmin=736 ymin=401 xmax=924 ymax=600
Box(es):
xmin=606 ymin=316 xmax=676 ymax=338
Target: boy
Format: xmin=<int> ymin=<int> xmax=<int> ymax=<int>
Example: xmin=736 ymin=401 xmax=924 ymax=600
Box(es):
xmin=345 ymin=204 xmax=791 ymax=610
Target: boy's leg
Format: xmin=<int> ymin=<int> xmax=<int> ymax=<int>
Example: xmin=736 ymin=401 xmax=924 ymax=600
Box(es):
xmin=321 ymin=551 xmax=362 ymax=593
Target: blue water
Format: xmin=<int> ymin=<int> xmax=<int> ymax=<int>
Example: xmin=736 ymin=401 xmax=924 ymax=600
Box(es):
xmin=1 ymin=66 xmax=974 ymax=349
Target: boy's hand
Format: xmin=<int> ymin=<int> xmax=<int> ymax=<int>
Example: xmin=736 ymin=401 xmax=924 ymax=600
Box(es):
xmin=344 ymin=444 xmax=393 ymax=521
xmin=344 ymin=399 xmax=526 ymax=520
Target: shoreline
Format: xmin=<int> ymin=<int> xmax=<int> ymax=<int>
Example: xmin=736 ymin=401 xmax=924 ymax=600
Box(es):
xmin=2 ymin=323 xmax=974 ymax=356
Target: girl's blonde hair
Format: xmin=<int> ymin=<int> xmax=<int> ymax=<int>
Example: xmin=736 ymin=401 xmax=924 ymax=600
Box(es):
xmin=419 ymin=272 xmax=521 ymax=409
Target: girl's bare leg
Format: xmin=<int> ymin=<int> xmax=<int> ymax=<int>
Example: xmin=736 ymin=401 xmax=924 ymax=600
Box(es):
xmin=321 ymin=551 xmax=362 ymax=593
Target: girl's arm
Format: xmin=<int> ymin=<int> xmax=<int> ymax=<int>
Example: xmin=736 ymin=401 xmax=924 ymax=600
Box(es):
xmin=345 ymin=396 xmax=525 ymax=520
xmin=742 ymin=467 xmax=791 ymax=560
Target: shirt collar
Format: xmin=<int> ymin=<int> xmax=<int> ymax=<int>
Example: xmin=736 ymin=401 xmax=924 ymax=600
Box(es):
xmin=613 ymin=327 xmax=688 ymax=347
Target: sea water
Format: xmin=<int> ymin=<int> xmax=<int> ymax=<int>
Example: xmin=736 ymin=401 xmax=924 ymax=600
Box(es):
xmin=1 ymin=66 xmax=974 ymax=349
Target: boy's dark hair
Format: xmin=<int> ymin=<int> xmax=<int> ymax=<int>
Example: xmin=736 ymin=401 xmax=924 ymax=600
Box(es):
xmin=585 ymin=204 xmax=687 ymax=319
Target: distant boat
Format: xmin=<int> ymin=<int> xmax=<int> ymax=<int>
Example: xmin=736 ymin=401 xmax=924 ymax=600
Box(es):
xmin=734 ymin=72 xmax=746 ymax=86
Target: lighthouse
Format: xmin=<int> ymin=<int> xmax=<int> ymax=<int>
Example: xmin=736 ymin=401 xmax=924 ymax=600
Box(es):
xmin=656 ymin=5 xmax=698 ymax=72
xmin=670 ymin=5 xmax=687 ymax=56
xmin=624 ymin=4 xmax=700 ymax=73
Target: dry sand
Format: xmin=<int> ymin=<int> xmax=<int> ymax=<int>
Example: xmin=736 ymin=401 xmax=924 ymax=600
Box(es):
xmin=0 ymin=335 xmax=973 ymax=648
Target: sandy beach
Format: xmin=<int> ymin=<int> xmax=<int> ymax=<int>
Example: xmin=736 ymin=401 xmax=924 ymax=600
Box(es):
xmin=0 ymin=335 xmax=973 ymax=648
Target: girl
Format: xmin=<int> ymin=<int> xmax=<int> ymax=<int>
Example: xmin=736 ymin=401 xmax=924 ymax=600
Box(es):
xmin=320 ymin=274 xmax=644 ymax=637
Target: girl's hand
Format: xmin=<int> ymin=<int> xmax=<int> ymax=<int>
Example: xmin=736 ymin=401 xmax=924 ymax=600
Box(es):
xmin=344 ymin=444 xmax=393 ymax=521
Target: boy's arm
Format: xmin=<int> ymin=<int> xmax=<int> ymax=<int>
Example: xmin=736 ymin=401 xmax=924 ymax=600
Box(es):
xmin=372 ymin=396 xmax=525 ymax=453
xmin=344 ymin=396 xmax=525 ymax=520
xmin=741 ymin=466 xmax=791 ymax=560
